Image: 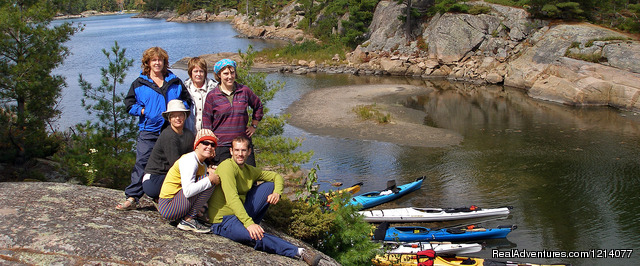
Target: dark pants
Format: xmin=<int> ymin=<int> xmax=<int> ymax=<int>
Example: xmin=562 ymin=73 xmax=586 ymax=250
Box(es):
xmin=210 ymin=182 xmax=298 ymax=258
xmin=142 ymin=174 xmax=165 ymax=199
xmin=213 ymin=145 xmax=256 ymax=167
xmin=125 ymin=131 xmax=159 ymax=200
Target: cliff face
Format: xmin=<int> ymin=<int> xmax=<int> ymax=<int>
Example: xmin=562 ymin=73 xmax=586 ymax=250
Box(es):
xmin=0 ymin=182 xmax=317 ymax=265
xmin=349 ymin=1 xmax=640 ymax=110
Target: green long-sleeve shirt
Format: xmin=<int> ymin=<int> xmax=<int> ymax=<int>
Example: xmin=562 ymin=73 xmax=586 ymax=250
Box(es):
xmin=207 ymin=158 xmax=284 ymax=227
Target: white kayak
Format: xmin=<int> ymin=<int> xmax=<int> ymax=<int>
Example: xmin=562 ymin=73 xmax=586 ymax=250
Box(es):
xmin=386 ymin=241 xmax=482 ymax=255
xmin=359 ymin=206 xmax=512 ymax=223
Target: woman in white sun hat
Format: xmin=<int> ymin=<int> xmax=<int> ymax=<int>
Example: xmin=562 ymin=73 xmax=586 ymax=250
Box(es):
xmin=142 ymin=99 xmax=196 ymax=201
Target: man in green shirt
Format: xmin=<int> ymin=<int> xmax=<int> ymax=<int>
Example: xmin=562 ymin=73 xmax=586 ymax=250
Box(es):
xmin=207 ymin=136 xmax=325 ymax=265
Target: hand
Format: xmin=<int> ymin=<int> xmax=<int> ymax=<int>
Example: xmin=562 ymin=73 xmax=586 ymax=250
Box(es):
xmin=246 ymin=126 xmax=256 ymax=137
xmin=197 ymin=203 xmax=209 ymax=222
xmin=141 ymin=108 xmax=145 ymax=116
xmin=266 ymin=193 xmax=280 ymax=205
xmin=208 ymin=172 xmax=220 ymax=185
xmin=246 ymin=224 xmax=264 ymax=240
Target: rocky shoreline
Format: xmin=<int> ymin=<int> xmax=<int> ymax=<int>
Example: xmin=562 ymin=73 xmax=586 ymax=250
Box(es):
xmin=158 ymin=1 xmax=640 ymax=113
xmin=181 ymin=1 xmax=640 ymax=112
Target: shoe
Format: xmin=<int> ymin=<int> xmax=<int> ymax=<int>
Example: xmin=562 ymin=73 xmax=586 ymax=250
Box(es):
xmin=300 ymin=249 xmax=322 ymax=266
xmin=115 ymin=197 xmax=137 ymax=211
xmin=177 ymin=219 xmax=211 ymax=233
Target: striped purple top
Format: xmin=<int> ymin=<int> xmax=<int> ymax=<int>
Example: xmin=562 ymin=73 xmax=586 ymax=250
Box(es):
xmin=202 ymin=83 xmax=263 ymax=146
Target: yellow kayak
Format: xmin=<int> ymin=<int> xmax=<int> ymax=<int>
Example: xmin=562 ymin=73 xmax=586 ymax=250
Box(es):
xmin=373 ymin=253 xmax=570 ymax=266
xmin=322 ymin=182 xmax=362 ymax=203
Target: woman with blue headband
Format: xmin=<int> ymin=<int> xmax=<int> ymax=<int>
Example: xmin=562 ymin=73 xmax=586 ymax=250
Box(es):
xmin=202 ymin=59 xmax=263 ymax=167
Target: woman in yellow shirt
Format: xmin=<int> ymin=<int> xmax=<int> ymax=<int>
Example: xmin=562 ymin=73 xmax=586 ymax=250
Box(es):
xmin=158 ymin=129 xmax=220 ymax=233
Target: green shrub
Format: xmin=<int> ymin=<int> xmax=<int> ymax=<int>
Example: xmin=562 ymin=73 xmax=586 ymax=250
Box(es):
xmin=586 ymin=36 xmax=630 ymax=47
xmin=55 ymin=124 xmax=135 ymax=188
xmin=565 ymin=50 xmax=603 ymax=63
xmin=318 ymin=194 xmax=381 ymax=265
xmin=540 ymin=4 xmax=560 ymax=18
xmin=484 ymin=0 xmax=528 ymax=7
xmin=469 ymin=5 xmax=492 ymax=15
xmin=265 ymin=167 xmax=381 ymax=265
xmin=353 ymin=104 xmax=391 ymax=124
xmin=569 ymin=41 xmax=581 ymax=49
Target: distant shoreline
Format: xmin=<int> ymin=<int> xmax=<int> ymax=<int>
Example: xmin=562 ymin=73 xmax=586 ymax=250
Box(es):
xmin=53 ymin=10 xmax=137 ymax=20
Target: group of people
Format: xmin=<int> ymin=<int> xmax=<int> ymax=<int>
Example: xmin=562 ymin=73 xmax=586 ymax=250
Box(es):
xmin=113 ymin=47 xmax=327 ymax=265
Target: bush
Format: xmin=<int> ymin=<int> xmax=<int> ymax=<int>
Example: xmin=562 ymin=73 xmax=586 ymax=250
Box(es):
xmin=265 ymin=168 xmax=381 ymax=265
xmin=55 ymin=124 xmax=135 ymax=188
xmin=565 ymin=50 xmax=603 ymax=63
xmin=353 ymin=104 xmax=391 ymax=124
xmin=484 ymin=0 xmax=529 ymax=7
xmin=317 ymin=194 xmax=381 ymax=265
xmin=469 ymin=5 xmax=492 ymax=15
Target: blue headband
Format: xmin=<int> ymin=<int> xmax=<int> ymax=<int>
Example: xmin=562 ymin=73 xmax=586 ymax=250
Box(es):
xmin=214 ymin=59 xmax=237 ymax=74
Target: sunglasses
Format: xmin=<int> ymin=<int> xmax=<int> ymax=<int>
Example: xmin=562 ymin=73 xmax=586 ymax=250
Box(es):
xmin=200 ymin=141 xmax=216 ymax=147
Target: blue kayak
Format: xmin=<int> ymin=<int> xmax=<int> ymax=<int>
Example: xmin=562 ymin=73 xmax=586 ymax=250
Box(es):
xmin=347 ymin=176 xmax=424 ymax=210
xmin=378 ymin=224 xmax=516 ymax=242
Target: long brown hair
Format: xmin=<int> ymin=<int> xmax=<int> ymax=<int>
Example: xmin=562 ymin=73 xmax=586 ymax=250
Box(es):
xmin=141 ymin=47 xmax=169 ymax=76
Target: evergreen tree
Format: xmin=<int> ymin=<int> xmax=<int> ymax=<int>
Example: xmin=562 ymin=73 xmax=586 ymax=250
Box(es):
xmin=78 ymin=41 xmax=137 ymax=156
xmin=0 ymin=0 xmax=80 ymax=164
xmin=56 ymin=41 xmax=136 ymax=187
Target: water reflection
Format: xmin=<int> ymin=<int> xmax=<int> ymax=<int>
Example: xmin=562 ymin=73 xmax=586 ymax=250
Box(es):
xmin=271 ymin=73 xmax=640 ymax=265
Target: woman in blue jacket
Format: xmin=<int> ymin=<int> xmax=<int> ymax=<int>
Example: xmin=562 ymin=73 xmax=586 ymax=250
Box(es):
xmin=116 ymin=47 xmax=190 ymax=210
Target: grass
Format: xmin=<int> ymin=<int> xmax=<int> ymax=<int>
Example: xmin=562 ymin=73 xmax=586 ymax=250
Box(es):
xmin=565 ymin=36 xmax=631 ymax=62
xmin=352 ymin=104 xmax=391 ymax=124
xmin=483 ymin=0 xmax=528 ymax=7
xmin=565 ymin=51 xmax=604 ymax=63
xmin=585 ymin=36 xmax=631 ymax=47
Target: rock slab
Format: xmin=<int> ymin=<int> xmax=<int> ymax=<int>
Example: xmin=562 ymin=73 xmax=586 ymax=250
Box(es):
xmin=0 ymin=182 xmax=316 ymax=265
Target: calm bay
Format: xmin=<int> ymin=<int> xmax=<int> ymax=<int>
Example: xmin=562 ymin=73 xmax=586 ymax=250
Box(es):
xmin=52 ymin=14 xmax=640 ymax=265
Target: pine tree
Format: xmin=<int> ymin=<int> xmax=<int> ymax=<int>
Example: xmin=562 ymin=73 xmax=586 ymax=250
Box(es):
xmin=56 ymin=41 xmax=136 ymax=187
xmin=78 ymin=41 xmax=137 ymax=156
xmin=0 ymin=0 xmax=80 ymax=164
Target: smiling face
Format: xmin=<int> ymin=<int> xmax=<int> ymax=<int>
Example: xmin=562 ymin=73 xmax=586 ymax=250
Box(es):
xmin=141 ymin=47 xmax=168 ymax=76
xmin=217 ymin=66 xmax=236 ymax=90
xmin=230 ymin=138 xmax=251 ymax=167
xmin=195 ymin=139 xmax=216 ymax=160
xmin=168 ymin=111 xmax=186 ymax=131
xmin=150 ymin=57 xmax=164 ymax=76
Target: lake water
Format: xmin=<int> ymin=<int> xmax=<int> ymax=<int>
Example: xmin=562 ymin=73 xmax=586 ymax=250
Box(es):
xmin=52 ymin=14 xmax=640 ymax=265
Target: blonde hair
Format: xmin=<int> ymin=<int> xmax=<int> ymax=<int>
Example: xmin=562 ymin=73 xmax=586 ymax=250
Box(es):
xmin=141 ymin=47 xmax=169 ymax=76
xmin=188 ymin=57 xmax=208 ymax=80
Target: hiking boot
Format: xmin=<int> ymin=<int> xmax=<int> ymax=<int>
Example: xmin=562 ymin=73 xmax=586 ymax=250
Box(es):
xmin=177 ymin=218 xmax=211 ymax=233
xmin=300 ymin=249 xmax=322 ymax=266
